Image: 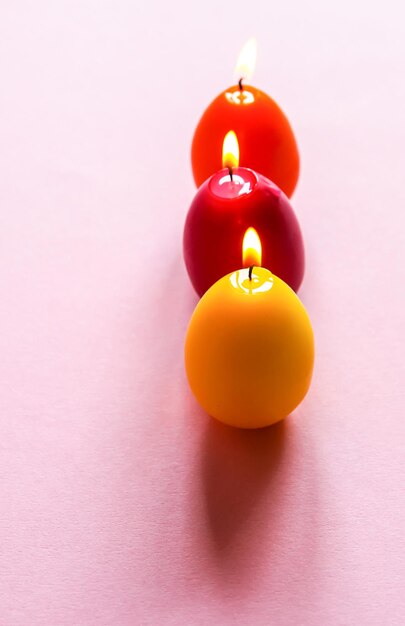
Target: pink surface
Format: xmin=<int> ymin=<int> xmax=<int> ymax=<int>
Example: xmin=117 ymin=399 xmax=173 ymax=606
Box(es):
xmin=0 ymin=2 xmax=404 ymax=625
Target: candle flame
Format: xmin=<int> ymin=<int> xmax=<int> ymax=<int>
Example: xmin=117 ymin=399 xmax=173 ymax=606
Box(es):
xmin=222 ymin=131 xmax=239 ymax=169
xmin=243 ymin=227 xmax=262 ymax=267
xmin=234 ymin=37 xmax=257 ymax=83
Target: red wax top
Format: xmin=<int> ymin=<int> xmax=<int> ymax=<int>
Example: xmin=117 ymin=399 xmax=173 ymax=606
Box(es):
xmin=191 ymin=85 xmax=300 ymax=197
xmin=208 ymin=167 xmax=258 ymax=199
xmin=183 ymin=169 xmax=304 ymax=297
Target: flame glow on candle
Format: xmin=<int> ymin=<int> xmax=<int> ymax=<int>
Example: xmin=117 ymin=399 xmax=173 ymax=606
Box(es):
xmin=234 ymin=37 xmax=257 ymax=83
xmin=222 ymin=131 xmax=239 ymax=170
xmin=243 ymin=227 xmax=262 ymax=267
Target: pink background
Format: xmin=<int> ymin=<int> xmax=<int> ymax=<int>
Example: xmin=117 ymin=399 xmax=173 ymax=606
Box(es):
xmin=1 ymin=2 xmax=404 ymax=625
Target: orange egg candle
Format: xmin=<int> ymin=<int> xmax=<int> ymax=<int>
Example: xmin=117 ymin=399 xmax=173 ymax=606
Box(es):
xmin=191 ymin=38 xmax=300 ymax=197
xmin=185 ymin=228 xmax=314 ymax=429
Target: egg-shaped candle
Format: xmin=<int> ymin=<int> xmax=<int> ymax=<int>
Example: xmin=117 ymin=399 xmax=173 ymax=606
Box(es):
xmin=184 ymin=131 xmax=305 ymax=297
xmin=191 ymin=38 xmax=299 ymax=197
xmin=185 ymin=229 xmax=314 ymax=429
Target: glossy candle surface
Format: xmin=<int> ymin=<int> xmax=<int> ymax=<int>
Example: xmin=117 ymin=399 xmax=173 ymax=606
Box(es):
xmin=185 ymin=267 xmax=314 ymax=429
xmin=183 ymin=167 xmax=305 ymax=297
xmin=191 ymin=85 xmax=299 ymax=196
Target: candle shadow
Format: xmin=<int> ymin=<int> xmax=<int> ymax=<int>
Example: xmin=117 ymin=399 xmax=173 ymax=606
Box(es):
xmin=200 ymin=417 xmax=287 ymax=556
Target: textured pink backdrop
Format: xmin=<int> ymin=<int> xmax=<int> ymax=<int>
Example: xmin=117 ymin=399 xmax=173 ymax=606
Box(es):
xmin=0 ymin=2 xmax=404 ymax=625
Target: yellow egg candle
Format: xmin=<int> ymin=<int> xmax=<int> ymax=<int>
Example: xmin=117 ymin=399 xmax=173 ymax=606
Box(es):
xmin=185 ymin=228 xmax=314 ymax=429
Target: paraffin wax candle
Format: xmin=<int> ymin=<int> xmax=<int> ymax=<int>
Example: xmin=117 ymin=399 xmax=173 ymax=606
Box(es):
xmin=191 ymin=39 xmax=299 ymax=197
xmin=185 ymin=229 xmax=314 ymax=429
xmin=184 ymin=131 xmax=305 ymax=297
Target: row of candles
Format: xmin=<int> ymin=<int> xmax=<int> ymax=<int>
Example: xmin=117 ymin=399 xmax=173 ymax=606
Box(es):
xmin=182 ymin=40 xmax=314 ymax=429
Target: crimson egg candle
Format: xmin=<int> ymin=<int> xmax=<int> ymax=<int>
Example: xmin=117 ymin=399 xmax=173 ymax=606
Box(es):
xmin=184 ymin=131 xmax=305 ymax=297
xmin=185 ymin=229 xmax=314 ymax=429
xmin=191 ymin=38 xmax=299 ymax=197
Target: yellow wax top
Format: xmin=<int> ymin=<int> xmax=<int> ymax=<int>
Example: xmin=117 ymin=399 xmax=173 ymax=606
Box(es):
xmin=185 ymin=267 xmax=314 ymax=429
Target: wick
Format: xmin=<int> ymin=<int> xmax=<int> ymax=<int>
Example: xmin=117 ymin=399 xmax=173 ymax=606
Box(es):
xmin=228 ymin=166 xmax=233 ymax=182
xmin=238 ymin=77 xmax=244 ymax=91
xmin=248 ymin=265 xmax=254 ymax=280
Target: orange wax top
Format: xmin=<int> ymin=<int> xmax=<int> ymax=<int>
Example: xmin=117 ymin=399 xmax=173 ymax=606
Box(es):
xmin=191 ymin=85 xmax=300 ymax=197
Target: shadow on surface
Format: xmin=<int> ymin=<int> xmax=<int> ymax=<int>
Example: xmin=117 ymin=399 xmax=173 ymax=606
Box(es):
xmin=200 ymin=418 xmax=287 ymax=555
